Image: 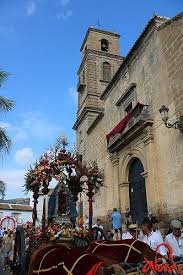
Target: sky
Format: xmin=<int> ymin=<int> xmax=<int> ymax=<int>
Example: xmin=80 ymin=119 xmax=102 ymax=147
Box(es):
xmin=0 ymin=0 xmax=182 ymax=199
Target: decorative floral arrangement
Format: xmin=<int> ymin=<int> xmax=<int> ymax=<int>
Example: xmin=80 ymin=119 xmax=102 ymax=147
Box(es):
xmin=24 ymin=223 xmax=91 ymax=251
xmin=72 ymin=228 xmax=91 ymax=247
xmin=24 ymin=135 xmax=104 ymax=235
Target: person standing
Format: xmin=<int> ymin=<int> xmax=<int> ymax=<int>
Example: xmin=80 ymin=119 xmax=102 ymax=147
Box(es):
xmin=92 ymin=219 xmax=104 ymax=240
xmin=165 ymin=219 xmax=183 ymax=258
xmin=111 ymin=208 xmax=122 ymax=240
xmin=125 ymin=208 xmax=132 ymax=229
xmin=0 ymin=226 xmax=4 ymax=248
xmin=1 ymin=229 xmax=13 ymax=271
xmin=139 ymin=217 xmax=166 ymax=256
xmin=151 ymin=216 xmax=163 ymax=240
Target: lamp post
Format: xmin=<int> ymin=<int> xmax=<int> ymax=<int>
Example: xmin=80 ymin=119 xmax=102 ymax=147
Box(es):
xmin=159 ymin=105 xmax=183 ymax=131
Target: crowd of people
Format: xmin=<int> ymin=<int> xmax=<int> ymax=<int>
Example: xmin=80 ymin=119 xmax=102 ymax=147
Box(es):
xmin=89 ymin=208 xmax=183 ymax=259
xmin=0 ymin=209 xmax=183 ymax=271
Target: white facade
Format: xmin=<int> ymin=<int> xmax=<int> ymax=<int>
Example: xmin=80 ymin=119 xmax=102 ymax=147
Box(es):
xmin=0 ymin=203 xmax=32 ymax=226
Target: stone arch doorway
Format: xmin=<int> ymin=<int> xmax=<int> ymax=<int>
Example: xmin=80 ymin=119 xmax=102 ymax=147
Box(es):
xmin=128 ymin=158 xmax=148 ymax=224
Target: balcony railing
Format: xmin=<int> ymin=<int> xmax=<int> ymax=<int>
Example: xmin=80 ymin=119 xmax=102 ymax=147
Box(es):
xmin=125 ymin=104 xmax=149 ymax=132
xmin=107 ymin=104 xmax=151 ymax=149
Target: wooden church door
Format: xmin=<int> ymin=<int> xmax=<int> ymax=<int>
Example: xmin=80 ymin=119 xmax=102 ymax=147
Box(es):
xmin=128 ymin=158 xmax=148 ymax=224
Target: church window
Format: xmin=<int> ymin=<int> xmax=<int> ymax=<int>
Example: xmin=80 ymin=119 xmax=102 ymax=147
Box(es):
xmin=103 ymin=62 xmax=111 ymax=82
xmin=101 ymin=39 xmax=109 ymax=52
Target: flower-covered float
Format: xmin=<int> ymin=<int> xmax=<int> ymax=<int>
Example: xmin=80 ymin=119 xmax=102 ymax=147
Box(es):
xmin=24 ymin=136 xmax=103 ymax=250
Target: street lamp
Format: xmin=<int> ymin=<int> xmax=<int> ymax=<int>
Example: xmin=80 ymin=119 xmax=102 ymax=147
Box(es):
xmin=159 ymin=105 xmax=183 ymax=131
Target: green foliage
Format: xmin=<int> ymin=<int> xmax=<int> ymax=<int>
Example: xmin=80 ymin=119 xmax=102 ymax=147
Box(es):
xmin=0 ymin=70 xmax=15 ymax=156
xmin=0 ymin=96 xmax=14 ymax=112
xmin=0 ymin=71 xmax=9 ymax=86
xmin=24 ymin=166 xmax=37 ymax=192
xmin=0 ymin=126 xmax=11 ymax=154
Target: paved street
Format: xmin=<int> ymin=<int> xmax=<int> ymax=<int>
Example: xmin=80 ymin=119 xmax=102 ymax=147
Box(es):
xmin=0 ymin=253 xmax=11 ymax=275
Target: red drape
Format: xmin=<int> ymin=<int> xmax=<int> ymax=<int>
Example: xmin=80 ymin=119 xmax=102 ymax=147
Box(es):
xmin=106 ymin=102 xmax=144 ymax=142
xmin=86 ymin=262 xmax=104 ymax=275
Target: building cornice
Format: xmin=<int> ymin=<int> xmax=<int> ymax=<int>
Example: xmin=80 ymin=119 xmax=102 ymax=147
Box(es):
xmin=73 ymin=107 xmax=104 ymax=130
xmin=157 ymin=12 xmax=183 ymax=30
xmin=115 ymin=83 xmax=136 ymax=106
xmin=87 ymin=112 xmax=104 ymax=134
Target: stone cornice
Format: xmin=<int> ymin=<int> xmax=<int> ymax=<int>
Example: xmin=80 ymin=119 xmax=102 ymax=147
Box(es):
xmin=77 ymin=49 xmax=123 ymax=75
xmin=87 ymin=112 xmax=104 ymax=134
xmin=115 ymin=83 xmax=136 ymax=106
xmin=73 ymin=107 xmax=104 ymax=130
xmin=157 ymin=12 xmax=182 ymax=30
xmin=78 ymin=92 xmax=101 ymax=113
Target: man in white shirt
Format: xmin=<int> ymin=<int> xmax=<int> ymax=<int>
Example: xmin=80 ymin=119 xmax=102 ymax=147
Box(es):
xmin=92 ymin=219 xmax=104 ymax=240
xmin=165 ymin=219 xmax=183 ymax=258
xmin=122 ymin=224 xmax=140 ymax=240
xmin=122 ymin=225 xmax=133 ymax=240
xmin=139 ymin=217 xmax=166 ymax=256
xmin=151 ymin=216 xmax=163 ymax=240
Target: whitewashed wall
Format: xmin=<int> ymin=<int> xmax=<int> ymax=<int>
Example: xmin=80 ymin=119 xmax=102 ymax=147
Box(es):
xmin=0 ymin=209 xmax=32 ymax=225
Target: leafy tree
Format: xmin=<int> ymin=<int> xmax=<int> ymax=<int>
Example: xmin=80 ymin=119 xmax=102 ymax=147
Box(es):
xmin=0 ymin=70 xmax=15 ymax=199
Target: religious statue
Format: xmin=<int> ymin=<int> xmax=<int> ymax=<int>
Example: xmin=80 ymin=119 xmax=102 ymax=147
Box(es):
xmin=48 ymin=180 xmax=78 ymax=226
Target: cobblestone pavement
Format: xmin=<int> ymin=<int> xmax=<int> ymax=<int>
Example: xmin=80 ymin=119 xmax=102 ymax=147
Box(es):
xmin=0 ymin=253 xmax=11 ymax=275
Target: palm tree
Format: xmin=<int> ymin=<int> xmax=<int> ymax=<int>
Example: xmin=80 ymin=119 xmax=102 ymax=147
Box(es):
xmin=0 ymin=70 xmax=15 ymax=154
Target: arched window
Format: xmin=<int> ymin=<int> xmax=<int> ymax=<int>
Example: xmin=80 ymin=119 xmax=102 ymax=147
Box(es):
xmin=103 ymin=62 xmax=111 ymax=81
xmin=101 ymin=39 xmax=109 ymax=52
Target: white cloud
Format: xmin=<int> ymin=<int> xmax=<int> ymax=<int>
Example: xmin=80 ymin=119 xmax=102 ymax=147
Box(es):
xmin=14 ymin=147 xmax=34 ymax=166
xmin=1 ymin=111 xmax=63 ymax=142
xmin=0 ymin=169 xmax=27 ymax=199
xmin=26 ymin=1 xmax=36 ymax=16
xmin=69 ymin=86 xmax=77 ymax=105
xmin=0 ymin=122 xmax=11 ymax=128
xmin=57 ymin=9 xmax=72 ymax=20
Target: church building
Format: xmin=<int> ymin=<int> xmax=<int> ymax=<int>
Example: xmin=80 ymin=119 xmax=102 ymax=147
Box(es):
xmin=73 ymin=12 xmax=183 ymax=224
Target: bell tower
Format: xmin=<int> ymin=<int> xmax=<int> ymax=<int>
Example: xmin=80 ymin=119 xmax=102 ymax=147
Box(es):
xmin=73 ymin=27 xmax=123 ymax=157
